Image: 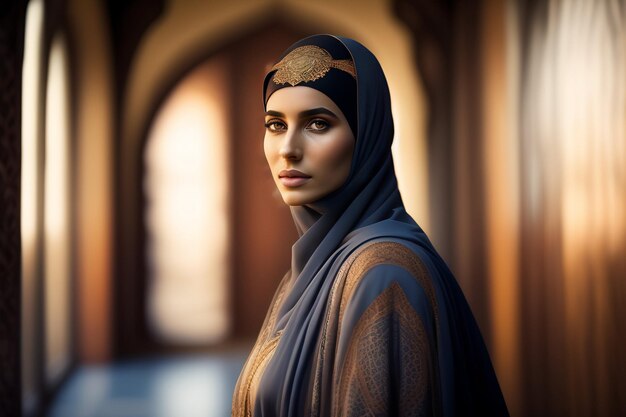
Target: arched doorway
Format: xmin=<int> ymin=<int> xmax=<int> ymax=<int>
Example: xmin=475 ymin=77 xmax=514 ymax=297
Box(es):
xmin=143 ymin=57 xmax=232 ymax=345
xmin=117 ymin=24 xmax=304 ymax=355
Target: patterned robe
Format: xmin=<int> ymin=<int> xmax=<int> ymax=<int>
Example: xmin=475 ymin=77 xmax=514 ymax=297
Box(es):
xmin=233 ymin=241 xmax=443 ymax=416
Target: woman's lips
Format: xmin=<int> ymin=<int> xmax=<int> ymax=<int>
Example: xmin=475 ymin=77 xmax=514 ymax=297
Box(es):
xmin=279 ymin=169 xmax=311 ymax=187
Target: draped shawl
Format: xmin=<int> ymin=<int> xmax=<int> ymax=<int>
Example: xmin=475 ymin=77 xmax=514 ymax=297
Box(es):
xmin=231 ymin=34 xmax=509 ymax=417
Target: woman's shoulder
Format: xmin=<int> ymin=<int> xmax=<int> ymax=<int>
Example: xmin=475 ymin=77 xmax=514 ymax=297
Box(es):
xmin=338 ymin=239 xmax=435 ymax=292
xmin=332 ymin=239 xmax=440 ymax=361
xmin=341 ymin=239 xmax=430 ymax=279
xmin=334 ymin=239 xmax=438 ymax=322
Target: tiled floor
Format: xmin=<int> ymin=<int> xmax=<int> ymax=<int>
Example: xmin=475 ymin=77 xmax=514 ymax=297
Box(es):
xmin=46 ymin=349 xmax=249 ymax=417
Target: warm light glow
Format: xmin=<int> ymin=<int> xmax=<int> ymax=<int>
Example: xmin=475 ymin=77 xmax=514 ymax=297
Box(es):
xmin=71 ymin=0 xmax=115 ymax=363
xmin=481 ymin=1 xmax=521 ymax=414
xmin=21 ymin=0 xmax=44 ymax=413
xmin=521 ymin=1 xmax=626 ymax=414
xmin=145 ymin=59 xmax=230 ymax=344
xmin=44 ymin=32 xmax=72 ymax=385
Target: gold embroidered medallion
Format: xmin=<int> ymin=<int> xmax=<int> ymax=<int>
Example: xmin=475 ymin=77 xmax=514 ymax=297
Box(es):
xmin=270 ymin=45 xmax=356 ymax=86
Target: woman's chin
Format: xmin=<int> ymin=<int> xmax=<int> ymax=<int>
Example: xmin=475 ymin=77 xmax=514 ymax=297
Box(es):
xmin=280 ymin=190 xmax=317 ymax=207
xmin=282 ymin=196 xmax=312 ymax=207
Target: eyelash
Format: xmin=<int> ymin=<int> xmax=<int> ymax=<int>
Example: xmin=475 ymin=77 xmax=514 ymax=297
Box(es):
xmin=264 ymin=119 xmax=330 ymax=133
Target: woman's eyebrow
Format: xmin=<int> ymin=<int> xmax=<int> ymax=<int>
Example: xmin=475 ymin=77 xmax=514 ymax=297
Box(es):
xmin=265 ymin=107 xmax=339 ymax=119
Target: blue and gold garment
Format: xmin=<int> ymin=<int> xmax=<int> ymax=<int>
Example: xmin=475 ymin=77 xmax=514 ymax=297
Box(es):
xmin=232 ymin=34 xmax=509 ymax=417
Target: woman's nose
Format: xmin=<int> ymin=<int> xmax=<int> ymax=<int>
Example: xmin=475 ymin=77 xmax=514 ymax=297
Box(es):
xmin=278 ymin=129 xmax=303 ymax=160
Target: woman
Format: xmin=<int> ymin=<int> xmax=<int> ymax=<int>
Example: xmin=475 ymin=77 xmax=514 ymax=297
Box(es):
xmin=232 ymin=34 xmax=509 ymax=417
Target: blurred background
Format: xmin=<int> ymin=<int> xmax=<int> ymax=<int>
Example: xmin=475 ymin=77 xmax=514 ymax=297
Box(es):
xmin=1 ymin=0 xmax=625 ymax=416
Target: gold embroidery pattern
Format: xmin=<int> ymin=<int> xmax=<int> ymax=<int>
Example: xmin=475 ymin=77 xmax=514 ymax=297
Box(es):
xmin=334 ymin=283 xmax=432 ymax=416
xmin=309 ymin=242 xmax=378 ymax=416
xmin=245 ymin=331 xmax=282 ymax=414
xmin=338 ymin=242 xmax=438 ymax=327
xmin=232 ymin=272 xmax=290 ymax=417
xmin=310 ymin=241 xmax=440 ymax=416
xmin=270 ymin=45 xmax=356 ymax=86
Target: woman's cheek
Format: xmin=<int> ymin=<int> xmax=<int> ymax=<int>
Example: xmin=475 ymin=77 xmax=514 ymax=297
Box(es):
xmin=263 ymin=138 xmax=278 ymax=170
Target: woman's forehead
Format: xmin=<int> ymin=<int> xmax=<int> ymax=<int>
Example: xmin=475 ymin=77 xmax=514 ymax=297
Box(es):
xmin=265 ymin=86 xmax=341 ymax=115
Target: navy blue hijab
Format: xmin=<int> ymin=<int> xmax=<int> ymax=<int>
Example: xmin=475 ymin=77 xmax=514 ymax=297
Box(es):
xmin=263 ymin=34 xmax=403 ymax=298
xmin=257 ymin=34 xmax=509 ymax=417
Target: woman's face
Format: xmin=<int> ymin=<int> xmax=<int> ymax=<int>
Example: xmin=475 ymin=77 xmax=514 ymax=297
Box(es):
xmin=264 ymin=86 xmax=355 ymax=206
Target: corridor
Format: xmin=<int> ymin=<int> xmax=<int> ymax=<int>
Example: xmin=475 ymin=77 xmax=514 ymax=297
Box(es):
xmin=47 ymin=350 xmax=248 ymax=417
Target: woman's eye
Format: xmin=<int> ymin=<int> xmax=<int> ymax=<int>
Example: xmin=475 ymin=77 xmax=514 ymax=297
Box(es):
xmin=265 ymin=120 xmax=286 ymax=132
xmin=307 ymin=119 xmax=329 ymax=131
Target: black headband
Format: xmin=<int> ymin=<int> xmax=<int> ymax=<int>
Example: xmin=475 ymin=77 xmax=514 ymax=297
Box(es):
xmin=263 ymin=35 xmax=358 ymax=138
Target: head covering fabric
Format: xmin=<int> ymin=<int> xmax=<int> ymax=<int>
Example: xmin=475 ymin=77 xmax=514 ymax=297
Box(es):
xmin=264 ymin=35 xmax=358 ymax=139
xmin=247 ymin=34 xmax=509 ymax=417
